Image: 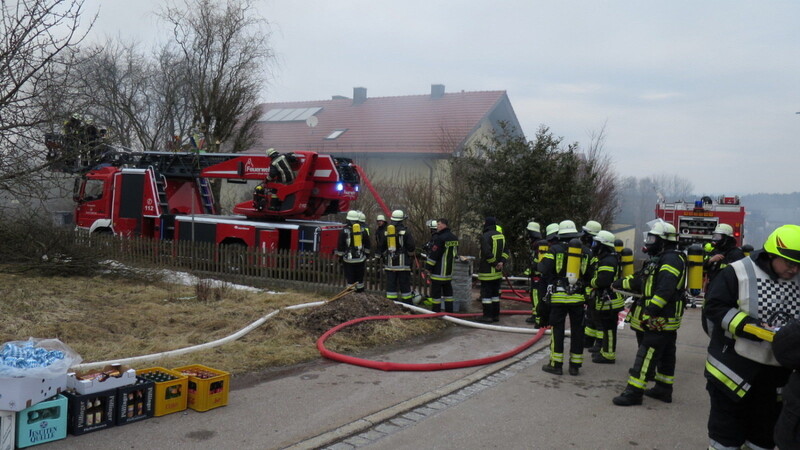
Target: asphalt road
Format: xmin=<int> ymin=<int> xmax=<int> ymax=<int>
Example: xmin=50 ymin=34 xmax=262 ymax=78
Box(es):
xmin=38 ymin=306 xmax=712 ymax=449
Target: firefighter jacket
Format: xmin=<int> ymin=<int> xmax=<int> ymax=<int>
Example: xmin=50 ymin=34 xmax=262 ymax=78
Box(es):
xmin=612 ymin=249 xmax=686 ymax=332
xmin=425 ymin=227 xmax=459 ymax=281
xmin=703 ymin=251 xmax=796 ymax=401
xmin=335 ymin=222 xmax=371 ymax=263
xmin=538 ymin=239 xmax=590 ymax=304
xmin=477 ymin=225 xmax=508 ymax=281
xmin=704 ymin=245 xmax=746 ymax=284
xmin=378 ymin=221 xmax=415 ymax=271
xmin=269 ymin=153 xmax=295 ymax=184
xmin=588 ymin=251 xmax=625 ymax=311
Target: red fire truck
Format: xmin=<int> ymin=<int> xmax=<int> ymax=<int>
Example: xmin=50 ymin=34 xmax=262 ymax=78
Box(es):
xmin=655 ymin=195 xmax=746 ymax=248
xmin=47 ymin=136 xmax=366 ymax=254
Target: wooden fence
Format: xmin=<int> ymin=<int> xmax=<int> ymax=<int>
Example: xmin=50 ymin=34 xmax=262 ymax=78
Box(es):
xmin=78 ymin=233 xmax=433 ymax=297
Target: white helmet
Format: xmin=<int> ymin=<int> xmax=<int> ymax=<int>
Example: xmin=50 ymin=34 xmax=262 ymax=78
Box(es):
xmin=713 ymin=223 xmax=734 ymax=237
xmin=545 ymin=223 xmax=559 ymax=239
xmin=582 ymin=220 xmax=602 ymax=236
xmin=376 ymin=214 xmax=386 ymax=222
xmin=664 ymin=223 xmax=678 ymax=242
xmin=427 ymin=219 xmax=438 ymax=229
xmin=346 ymin=210 xmax=360 ymax=221
xmin=594 ymin=230 xmax=616 ymax=248
xmin=558 ymin=220 xmax=580 ymax=238
xmin=526 ymin=221 xmax=541 ymax=233
xmin=358 ymin=212 xmax=366 ymax=223
xmin=391 ymin=210 xmax=405 ymax=221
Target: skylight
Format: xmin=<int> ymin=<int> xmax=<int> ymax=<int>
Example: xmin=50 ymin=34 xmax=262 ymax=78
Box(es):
xmin=325 ymin=129 xmax=347 ymax=140
xmin=260 ymin=107 xmax=322 ymax=122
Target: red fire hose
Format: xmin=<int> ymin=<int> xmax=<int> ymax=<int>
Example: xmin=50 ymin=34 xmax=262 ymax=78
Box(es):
xmin=316 ymin=312 xmax=546 ymax=371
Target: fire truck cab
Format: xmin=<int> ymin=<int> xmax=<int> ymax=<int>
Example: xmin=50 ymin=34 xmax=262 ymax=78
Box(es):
xmin=655 ymin=195 xmax=745 ymax=248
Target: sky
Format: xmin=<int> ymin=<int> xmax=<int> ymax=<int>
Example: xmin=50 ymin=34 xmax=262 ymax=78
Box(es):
xmin=79 ymin=0 xmax=800 ymax=196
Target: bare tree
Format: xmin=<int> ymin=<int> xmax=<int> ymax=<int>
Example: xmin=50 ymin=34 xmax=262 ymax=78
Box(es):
xmin=160 ymin=0 xmax=274 ymax=153
xmin=652 ymin=173 xmax=694 ymax=202
xmin=0 ymin=0 xmax=93 ymax=210
xmin=583 ymin=123 xmax=619 ymax=227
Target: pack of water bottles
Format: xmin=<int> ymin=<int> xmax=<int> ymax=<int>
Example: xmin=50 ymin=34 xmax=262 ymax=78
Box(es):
xmin=0 ymin=338 xmax=81 ymax=412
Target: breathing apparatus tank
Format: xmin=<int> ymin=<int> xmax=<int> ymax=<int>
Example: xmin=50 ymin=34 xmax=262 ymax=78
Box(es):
xmin=536 ymin=240 xmax=549 ymax=264
xmin=614 ymin=239 xmax=624 ymax=254
xmin=566 ymin=238 xmax=583 ymax=286
xmin=687 ymin=243 xmax=704 ymax=291
xmin=620 ymin=248 xmax=634 ymax=278
xmin=386 ymin=224 xmax=397 ymax=252
xmin=352 ymin=223 xmax=362 ymax=248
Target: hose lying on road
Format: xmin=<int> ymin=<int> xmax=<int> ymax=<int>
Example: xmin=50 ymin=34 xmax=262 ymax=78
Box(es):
xmin=316 ymin=312 xmax=548 ymax=371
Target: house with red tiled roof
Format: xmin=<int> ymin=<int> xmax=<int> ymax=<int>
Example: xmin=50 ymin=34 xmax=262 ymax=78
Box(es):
xmin=245 ymin=85 xmax=523 ymax=186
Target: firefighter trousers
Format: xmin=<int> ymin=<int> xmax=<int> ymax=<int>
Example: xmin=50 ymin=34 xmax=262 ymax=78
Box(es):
xmin=548 ymin=302 xmax=584 ymax=367
xmin=385 ymin=270 xmax=412 ymax=303
xmin=596 ymin=308 xmax=622 ymax=360
xmin=626 ymin=330 xmax=676 ymax=390
xmin=707 ymin=376 xmax=783 ymax=449
xmin=342 ymin=262 xmax=365 ymax=292
xmin=430 ymin=279 xmax=453 ymax=309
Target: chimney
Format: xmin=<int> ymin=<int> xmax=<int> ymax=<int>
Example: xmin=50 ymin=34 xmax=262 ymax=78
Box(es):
xmin=353 ymin=87 xmax=367 ymax=105
xmin=431 ymin=84 xmax=445 ymax=99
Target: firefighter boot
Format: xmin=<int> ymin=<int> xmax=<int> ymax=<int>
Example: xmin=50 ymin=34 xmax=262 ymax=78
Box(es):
xmin=432 ymin=303 xmax=441 ymax=313
xmin=525 ymin=315 xmax=537 ymax=324
xmin=612 ymin=386 xmax=644 ymax=406
xmin=569 ymin=364 xmax=580 ymax=376
xmin=644 ymin=382 xmax=673 ymax=403
xmin=492 ymin=302 xmax=501 ymax=322
xmin=476 ymin=303 xmax=493 ymax=323
xmin=444 ymin=301 xmax=454 ymax=313
xmin=592 ymin=353 xmax=615 ymax=364
xmin=541 ymin=362 xmax=563 ymax=376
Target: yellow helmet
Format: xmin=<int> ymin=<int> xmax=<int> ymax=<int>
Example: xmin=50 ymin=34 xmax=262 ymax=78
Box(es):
xmin=763 ymin=225 xmax=800 ymax=264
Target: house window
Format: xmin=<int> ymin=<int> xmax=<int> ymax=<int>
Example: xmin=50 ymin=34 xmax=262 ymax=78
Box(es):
xmin=325 ymin=129 xmax=347 ymax=140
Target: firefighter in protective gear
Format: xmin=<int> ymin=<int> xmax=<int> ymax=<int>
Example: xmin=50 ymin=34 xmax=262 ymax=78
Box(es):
xmin=424 ymin=219 xmax=459 ymax=313
xmin=525 ymin=222 xmax=548 ymax=326
xmin=539 ymin=220 xmax=590 ymax=376
xmin=260 ymin=149 xmax=296 ymax=211
xmin=581 ymin=220 xmax=604 ymax=353
xmin=335 ymin=210 xmax=371 ymax=292
xmin=612 ymin=221 xmax=686 ymax=406
xmin=377 ymin=210 xmax=416 ymax=303
xmin=703 ymin=225 xmax=800 ymax=450
xmin=587 ymin=230 xmax=625 ymax=364
xmin=357 ymin=211 xmax=371 ymax=248
xmin=477 ymin=217 xmax=508 ymax=323
xmin=704 ymin=223 xmax=745 ymax=284
xmin=773 ymin=320 xmax=800 ymax=449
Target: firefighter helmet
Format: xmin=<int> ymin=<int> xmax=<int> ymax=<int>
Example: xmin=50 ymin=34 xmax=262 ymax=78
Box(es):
xmin=763 ymin=224 xmax=800 ymax=264
xmin=545 ymin=223 xmax=559 ymax=240
xmin=346 ymin=210 xmax=360 ymax=221
xmin=594 ymin=230 xmax=616 ymax=248
xmin=267 ymin=148 xmax=279 ymax=158
xmin=376 ymin=214 xmax=386 ymax=222
xmin=358 ymin=212 xmax=366 ymax=223
xmin=582 ymin=220 xmax=602 ymax=236
xmin=664 ymin=223 xmax=678 ymax=242
xmin=391 ymin=210 xmax=406 ymax=221
xmin=558 ymin=220 xmax=580 ymax=238
xmin=713 ymin=223 xmax=734 ymax=237
xmin=527 ymin=221 xmax=541 ymax=233
xmin=427 ymin=219 xmax=438 ymax=230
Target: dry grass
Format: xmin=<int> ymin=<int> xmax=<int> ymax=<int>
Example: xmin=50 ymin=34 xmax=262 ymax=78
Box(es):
xmin=0 ymin=271 xmax=447 ymax=376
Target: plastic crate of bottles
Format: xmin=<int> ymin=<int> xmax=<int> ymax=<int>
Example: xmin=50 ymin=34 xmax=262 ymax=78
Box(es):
xmin=115 ymin=377 xmax=155 ymax=426
xmin=62 ymin=388 xmax=116 ymax=436
xmin=173 ymin=364 xmax=230 ymax=412
xmin=15 ymin=394 xmax=67 ymax=448
xmin=136 ymin=367 xmax=188 ymax=416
